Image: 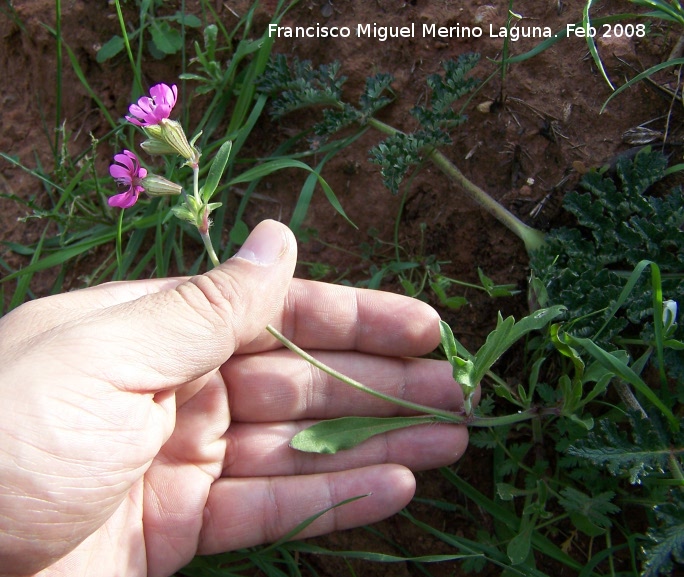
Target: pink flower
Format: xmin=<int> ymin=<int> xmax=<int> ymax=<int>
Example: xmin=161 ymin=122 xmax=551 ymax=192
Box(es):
xmin=108 ymin=150 xmax=147 ymax=208
xmin=125 ymin=83 xmax=178 ymax=127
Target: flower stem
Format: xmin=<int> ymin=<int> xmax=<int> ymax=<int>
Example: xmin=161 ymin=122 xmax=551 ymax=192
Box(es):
xmin=115 ymin=208 xmax=124 ymax=280
xmin=113 ymin=0 xmax=142 ymax=95
xmin=266 ymin=323 xmax=553 ymax=428
xmin=201 ymin=230 xmax=220 ymax=268
xmin=266 ymin=324 xmax=460 ymax=420
xmin=193 ymin=164 xmax=200 ymax=202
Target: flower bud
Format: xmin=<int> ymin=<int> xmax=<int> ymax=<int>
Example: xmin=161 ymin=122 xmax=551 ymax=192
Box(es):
xmin=140 ymin=138 xmax=178 ymax=156
xmin=141 ymin=173 xmax=183 ymax=197
xmin=141 ymin=120 xmax=200 ymax=164
xmin=663 ymin=299 xmax=678 ymax=333
xmin=170 ymin=196 xmax=222 ymax=229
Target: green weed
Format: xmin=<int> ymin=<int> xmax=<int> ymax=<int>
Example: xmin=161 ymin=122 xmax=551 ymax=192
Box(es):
xmin=268 ymin=109 xmax=683 ymax=575
xmin=2 ymin=0 xmax=348 ymax=309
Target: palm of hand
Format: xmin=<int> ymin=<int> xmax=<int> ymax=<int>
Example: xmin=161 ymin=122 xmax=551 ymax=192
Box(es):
xmin=1 ymin=269 xmax=466 ymax=577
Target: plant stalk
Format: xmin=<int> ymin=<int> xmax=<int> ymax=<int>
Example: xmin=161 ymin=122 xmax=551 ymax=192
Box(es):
xmin=367 ymin=117 xmax=546 ymax=253
xmin=266 ymin=323 xmax=556 ymax=428
xmin=201 ymin=231 xmax=220 ymax=268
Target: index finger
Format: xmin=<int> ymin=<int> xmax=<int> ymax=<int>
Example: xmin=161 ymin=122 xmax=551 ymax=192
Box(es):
xmin=240 ymin=279 xmax=441 ymax=357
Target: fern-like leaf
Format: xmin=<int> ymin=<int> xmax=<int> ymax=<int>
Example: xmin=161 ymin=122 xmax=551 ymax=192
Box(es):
xmin=642 ymin=492 xmax=684 ymax=577
xmin=567 ymin=410 xmax=683 ymax=485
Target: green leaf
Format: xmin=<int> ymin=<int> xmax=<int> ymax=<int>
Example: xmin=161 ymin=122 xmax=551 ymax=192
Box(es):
xmin=439 ymin=320 xmax=459 ymax=362
xmin=568 ymin=410 xmax=683 ymax=484
xmin=227 ymin=158 xmax=356 ymax=228
xmin=288 ymin=542 xmax=475 ymax=563
xmin=643 ymin=492 xmax=684 ymax=577
xmin=399 ymin=278 xmax=418 ymax=297
xmin=452 ymin=356 xmax=476 ymax=394
xmin=431 ymin=281 xmax=467 ymax=309
xmin=563 ymin=333 xmax=678 ymax=429
xmin=470 ymin=306 xmax=566 ymax=386
xmin=550 ymin=323 xmax=584 ymax=381
xmin=200 ymin=140 xmax=233 ymax=203
xmin=601 ymin=57 xmax=684 ymax=113
xmin=168 ymin=11 xmax=202 ymax=27
xmin=96 ymin=35 xmax=125 ymax=63
xmin=558 ymin=487 xmax=619 ymax=536
xmin=290 ymin=416 xmax=438 ymax=454
xmin=507 ymin=519 xmax=533 ymax=565
xmin=149 ymin=20 xmax=182 ymax=55
xmin=496 ymin=482 xmax=528 ymax=501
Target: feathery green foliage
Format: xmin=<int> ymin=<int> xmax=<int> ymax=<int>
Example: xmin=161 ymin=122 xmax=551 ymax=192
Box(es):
xmin=531 ymin=148 xmax=684 ymax=376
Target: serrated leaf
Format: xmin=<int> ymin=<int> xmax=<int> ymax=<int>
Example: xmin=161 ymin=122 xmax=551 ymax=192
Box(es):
xmin=469 ymin=429 xmax=499 ymax=449
xmin=530 ymin=148 xmax=684 ymax=385
xmin=642 ymin=492 xmax=684 ymax=577
xmin=291 ymin=416 xmax=438 ymax=454
xmin=567 ymin=411 xmax=683 ymax=484
xmin=497 ymin=482 xmax=528 ymax=501
xmin=558 ymin=487 xmax=619 ymax=535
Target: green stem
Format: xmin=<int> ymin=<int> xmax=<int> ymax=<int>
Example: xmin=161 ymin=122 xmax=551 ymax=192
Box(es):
xmin=606 ymin=529 xmax=616 ymax=577
xmin=201 ymin=231 xmax=220 ymax=268
xmin=192 ymin=165 xmax=220 ymax=268
xmin=266 ymin=324 xmax=460 ymax=420
xmin=266 ymin=324 xmax=555 ymax=428
xmin=115 ymin=208 xmax=124 ymax=280
xmin=114 ymin=0 xmax=143 ymax=95
xmin=54 ymin=0 xmax=62 ymax=158
xmin=193 ymin=164 xmax=200 ymax=202
xmin=367 ymin=117 xmax=546 ymax=253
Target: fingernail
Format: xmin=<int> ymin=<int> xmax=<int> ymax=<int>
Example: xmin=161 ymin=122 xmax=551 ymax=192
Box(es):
xmin=233 ymin=220 xmax=289 ymax=265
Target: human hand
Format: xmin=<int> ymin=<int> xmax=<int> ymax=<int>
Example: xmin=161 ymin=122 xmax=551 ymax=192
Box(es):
xmin=0 ymin=220 xmax=469 ymax=577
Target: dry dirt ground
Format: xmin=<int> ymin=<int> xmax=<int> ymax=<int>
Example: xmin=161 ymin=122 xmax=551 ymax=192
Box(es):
xmin=0 ymin=1 xmax=679 ymax=575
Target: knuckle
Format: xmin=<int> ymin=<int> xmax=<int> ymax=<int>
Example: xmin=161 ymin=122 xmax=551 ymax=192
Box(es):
xmin=174 ymin=271 xmax=245 ymax=348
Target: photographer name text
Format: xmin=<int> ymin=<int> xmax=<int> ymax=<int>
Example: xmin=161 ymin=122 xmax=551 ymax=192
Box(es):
xmin=268 ymin=22 xmax=647 ymax=42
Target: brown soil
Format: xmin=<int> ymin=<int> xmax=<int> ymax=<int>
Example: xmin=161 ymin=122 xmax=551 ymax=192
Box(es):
xmin=0 ymin=0 xmax=677 ymax=575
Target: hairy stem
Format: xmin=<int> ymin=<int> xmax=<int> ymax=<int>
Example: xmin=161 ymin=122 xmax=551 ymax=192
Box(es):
xmin=201 ymin=231 xmax=220 ymax=268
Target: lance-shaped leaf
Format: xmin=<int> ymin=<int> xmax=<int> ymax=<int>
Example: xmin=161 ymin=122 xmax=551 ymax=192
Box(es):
xmin=291 ymin=416 xmax=440 ymax=454
xmin=470 ymin=306 xmax=566 ymax=385
xmin=200 ymin=140 xmax=232 ymax=203
xmin=441 ymin=306 xmax=566 ymax=392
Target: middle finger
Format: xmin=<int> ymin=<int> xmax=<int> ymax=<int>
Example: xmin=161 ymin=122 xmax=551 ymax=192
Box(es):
xmin=221 ymin=351 xmax=462 ymax=422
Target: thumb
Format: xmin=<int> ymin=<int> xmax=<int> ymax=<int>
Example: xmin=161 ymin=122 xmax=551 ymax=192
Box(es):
xmin=76 ymin=219 xmax=297 ymax=391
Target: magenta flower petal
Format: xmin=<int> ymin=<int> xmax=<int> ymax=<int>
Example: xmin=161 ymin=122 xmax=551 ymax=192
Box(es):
xmin=109 ymin=165 xmax=130 ymax=180
xmin=125 ymin=83 xmax=177 ymax=127
xmin=108 ymin=149 xmax=147 ymax=209
xmin=108 ymin=191 xmax=138 ymax=209
xmin=112 ymin=151 xmax=135 ymax=171
xmin=149 ymin=83 xmax=177 ymax=108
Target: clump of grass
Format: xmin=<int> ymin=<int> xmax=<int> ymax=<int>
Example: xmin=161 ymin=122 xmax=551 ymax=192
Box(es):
xmin=2 ymin=0 xmax=345 ymax=309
